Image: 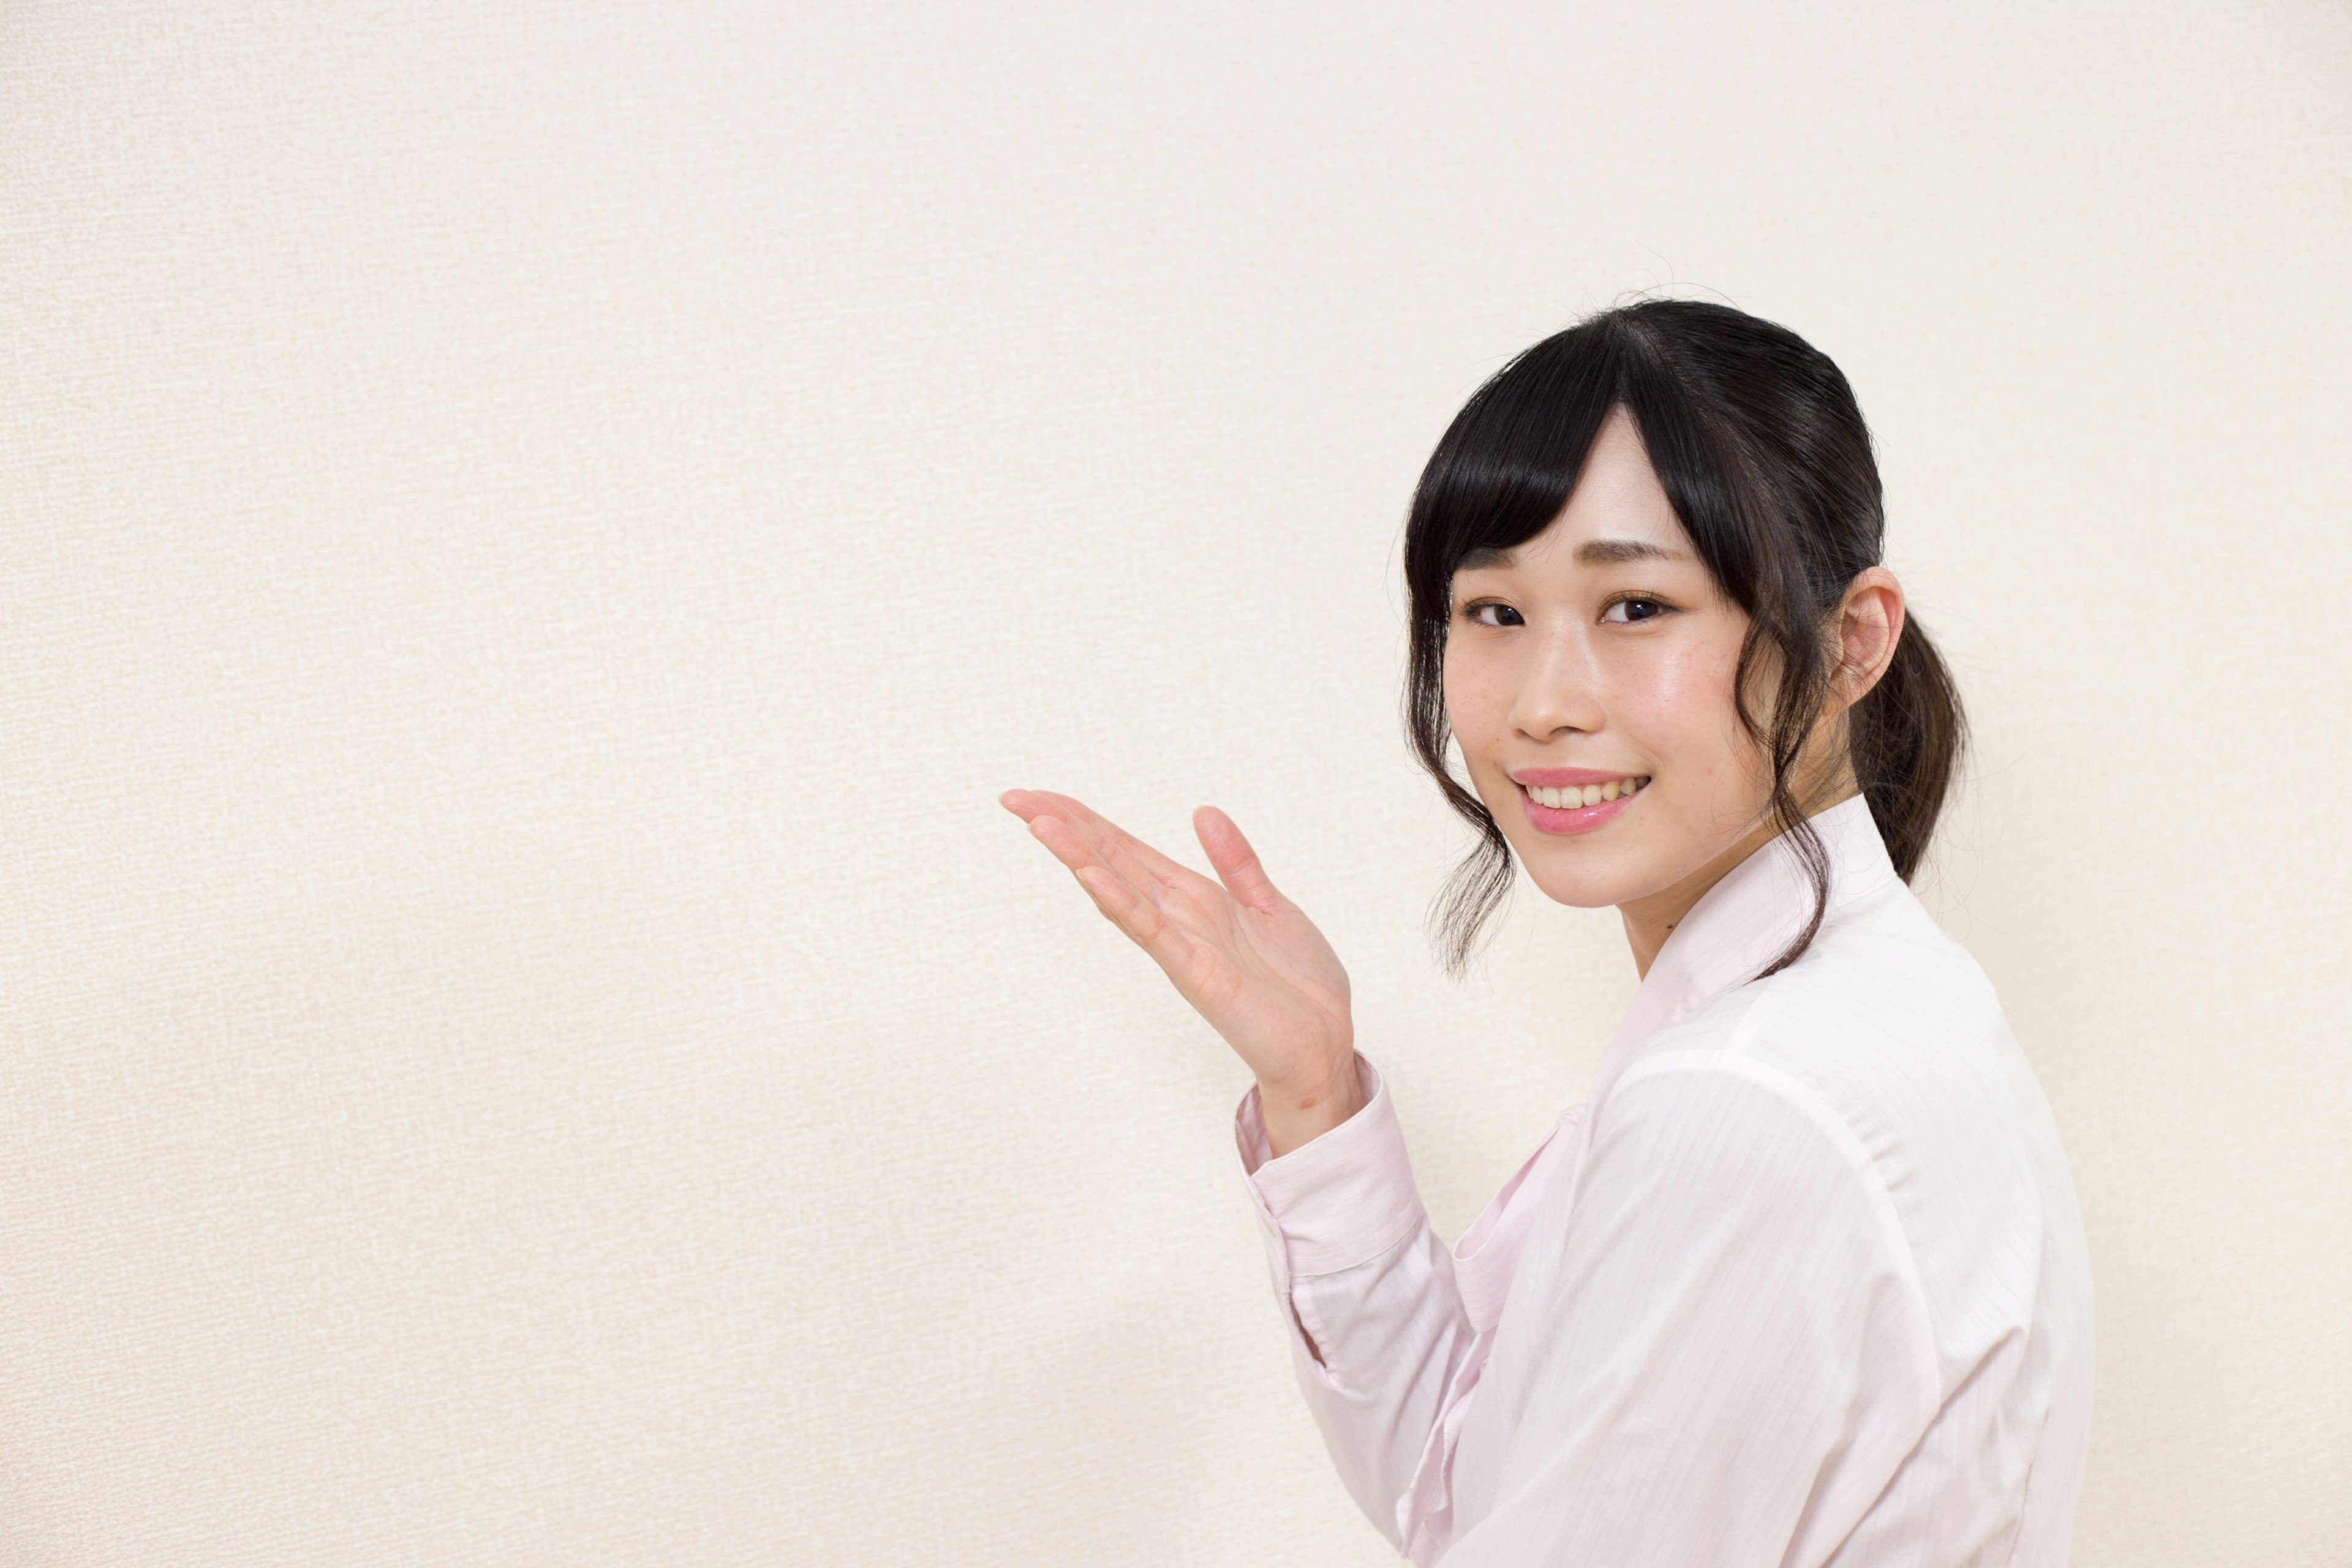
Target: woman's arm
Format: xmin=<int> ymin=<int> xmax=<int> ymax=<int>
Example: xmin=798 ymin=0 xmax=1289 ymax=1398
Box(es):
xmin=1237 ymin=1052 xmax=1483 ymax=1561
xmin=997 ymin=792 xmax=1484 ymax=1550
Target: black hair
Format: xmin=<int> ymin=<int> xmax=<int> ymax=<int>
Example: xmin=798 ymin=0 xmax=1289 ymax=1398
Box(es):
xmin=1401 ymin=300 xmax=1966 ymax=980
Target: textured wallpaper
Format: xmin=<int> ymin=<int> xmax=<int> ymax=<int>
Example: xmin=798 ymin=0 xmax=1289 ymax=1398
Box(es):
xmin=2 ymin=2 xmax=2346 ymax=1562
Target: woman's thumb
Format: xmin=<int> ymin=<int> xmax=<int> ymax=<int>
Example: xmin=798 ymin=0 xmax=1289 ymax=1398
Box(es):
xmin=1194 ymin=806 xmax=1282 ymax=911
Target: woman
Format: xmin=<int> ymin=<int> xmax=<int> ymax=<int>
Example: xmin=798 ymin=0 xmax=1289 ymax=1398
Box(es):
xmin=998 ymin=301 xmax=2094 ymax=1566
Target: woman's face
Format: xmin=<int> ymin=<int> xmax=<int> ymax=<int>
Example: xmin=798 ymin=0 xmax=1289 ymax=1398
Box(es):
xmin=1442 ymin=404 xmax=1779 ymax=915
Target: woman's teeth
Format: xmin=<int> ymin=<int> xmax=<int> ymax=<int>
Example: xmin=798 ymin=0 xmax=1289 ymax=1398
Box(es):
xmin=1526 ymin=777 xmax=1650 ymax=810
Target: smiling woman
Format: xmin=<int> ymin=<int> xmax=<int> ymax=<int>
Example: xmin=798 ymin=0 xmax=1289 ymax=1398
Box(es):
xmin=1001 ymin=300 xmax=2091 ymax=1567
xmin=1406 ymin=303 xmax=1964 ymax=984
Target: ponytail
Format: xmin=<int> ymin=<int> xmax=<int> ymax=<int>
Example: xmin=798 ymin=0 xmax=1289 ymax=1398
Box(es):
xmin=1848 ymin=612 xmax=1967 ymax=882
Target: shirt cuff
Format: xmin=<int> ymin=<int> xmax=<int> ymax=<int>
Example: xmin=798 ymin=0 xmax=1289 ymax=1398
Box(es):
xmin=1233 ymin=1053 xmax=1430 ymax=1286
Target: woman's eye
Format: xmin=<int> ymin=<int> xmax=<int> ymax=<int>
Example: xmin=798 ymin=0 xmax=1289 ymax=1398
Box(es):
xmin=1601 ymin=597 xmax=1670 ymax=624
xmin=1461 ymin=601 xmax=1522 ymax=628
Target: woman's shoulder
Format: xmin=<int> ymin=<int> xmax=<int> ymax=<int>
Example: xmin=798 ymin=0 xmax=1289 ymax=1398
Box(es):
xmin=1664 ymin=880 xmax=2034 ymax=1180
xmin=1605 ymin=884 xmax=2056 ymax=1360
xmin=1630 ymin=880 xmax=2011 ymax=1102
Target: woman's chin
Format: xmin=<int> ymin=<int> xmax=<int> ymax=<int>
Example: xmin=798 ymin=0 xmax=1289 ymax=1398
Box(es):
xmin=1523 ymin=869 xmax=1647 ymax=911
xmin=1514 ymin=838 xmax=1692 ymax=913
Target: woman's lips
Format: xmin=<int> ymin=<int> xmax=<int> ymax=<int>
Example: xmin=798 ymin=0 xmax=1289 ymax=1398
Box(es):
xmin=1518 ymin=780 xmax=1641 ymax=835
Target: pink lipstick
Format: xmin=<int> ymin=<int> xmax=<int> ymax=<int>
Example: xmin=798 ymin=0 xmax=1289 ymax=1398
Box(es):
xmin=1511 ymin=772 xmax=1651 ymax=837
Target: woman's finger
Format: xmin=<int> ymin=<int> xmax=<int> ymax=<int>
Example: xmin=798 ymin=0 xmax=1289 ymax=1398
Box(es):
xmin=1193 ymin=805 xmax=1284 ymax=913
xmin=1072 ymin=864 xmax=1213 ymax=995
xmin=1024 ymin=809 xmax=1232 ymax=1002
xmin=1007 ymin=789 xmax=1202 ymax=895
xmin=1025 ymin=810 xmax=1152 ymax=903
xmin=1027 ymin=814 xmax=1169 ymax=930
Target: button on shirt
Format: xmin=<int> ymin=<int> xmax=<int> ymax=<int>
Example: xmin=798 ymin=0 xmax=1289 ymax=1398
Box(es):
xmin=1233 ymin=796 xmax=2095 ymax=1567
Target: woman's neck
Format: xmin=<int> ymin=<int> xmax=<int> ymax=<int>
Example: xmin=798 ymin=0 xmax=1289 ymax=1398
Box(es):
xmin=1618 ymin=778 xmax=1860 ymax=981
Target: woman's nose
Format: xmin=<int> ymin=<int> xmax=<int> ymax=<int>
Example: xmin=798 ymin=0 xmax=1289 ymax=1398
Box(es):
xmin=1507 ymin=630 xmax=1605 ymax=740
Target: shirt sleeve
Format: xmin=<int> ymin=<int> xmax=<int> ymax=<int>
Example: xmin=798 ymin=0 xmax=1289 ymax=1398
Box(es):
xmin=1434 ymin=1055 xmax=1942 ymax=1568
xmin=1234 ymin=1053 xmax=1480 ymax=1556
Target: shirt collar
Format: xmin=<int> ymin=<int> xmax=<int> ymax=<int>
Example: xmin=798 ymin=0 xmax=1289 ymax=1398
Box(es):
xmin=1603 ymin=793 xmax=1900 ymax=1056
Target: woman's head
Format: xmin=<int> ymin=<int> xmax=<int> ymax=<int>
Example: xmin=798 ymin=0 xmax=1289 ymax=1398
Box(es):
xmin=1402 ymin=300 xmax=1965 ymax=979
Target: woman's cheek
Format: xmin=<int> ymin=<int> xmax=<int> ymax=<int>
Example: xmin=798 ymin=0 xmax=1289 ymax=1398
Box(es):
xmin=1442 ymin=662 xmax=1507 ymax=747
xmin=1447 ymin=662 xmax=1536 ymax=824
xmin=1615 ymin=643 xmax=1712 ymax=764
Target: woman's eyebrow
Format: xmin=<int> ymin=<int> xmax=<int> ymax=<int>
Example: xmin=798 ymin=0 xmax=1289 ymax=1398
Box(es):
xmin=1575 ymin=538 xmax=1690 ymax=565
xmin=1453 ymin=538 xmax=1694 ymax=573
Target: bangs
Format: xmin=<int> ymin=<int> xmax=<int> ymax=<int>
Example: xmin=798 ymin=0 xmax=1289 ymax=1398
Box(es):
xmin=1403 ymin=320 xmax=1758 ymax=607
xmin=1407 ymin=330 xmax=1625 ymax=577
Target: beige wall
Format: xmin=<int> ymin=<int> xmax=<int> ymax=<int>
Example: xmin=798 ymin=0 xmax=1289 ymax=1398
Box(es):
xmin=3 ymin=2 xmax=2346 ymax=1562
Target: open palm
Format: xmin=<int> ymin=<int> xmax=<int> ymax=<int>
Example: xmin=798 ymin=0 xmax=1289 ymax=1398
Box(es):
xmin=999 ymin=788 xmax=1354 ymax=1105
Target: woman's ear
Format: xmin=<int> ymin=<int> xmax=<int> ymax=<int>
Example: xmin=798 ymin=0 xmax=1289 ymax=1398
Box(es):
xmin=1830 ymin=566 xmax=1905 ymax=714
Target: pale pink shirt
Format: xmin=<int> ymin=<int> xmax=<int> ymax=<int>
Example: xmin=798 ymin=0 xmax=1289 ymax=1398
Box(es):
xmin=1235 ymin=796 xmax=2094 ymax=1566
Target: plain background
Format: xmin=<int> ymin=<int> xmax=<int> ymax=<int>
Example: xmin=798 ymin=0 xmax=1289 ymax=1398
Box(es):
xmin=3 ymin=2 xmax=2346 ymax=1563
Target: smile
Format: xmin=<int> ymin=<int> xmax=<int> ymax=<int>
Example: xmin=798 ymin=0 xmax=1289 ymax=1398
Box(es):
xmin=1518 ymin=776 xmax=1649 ymax=835
xmin=1523 ymin=776 xmax=1648 ymax=809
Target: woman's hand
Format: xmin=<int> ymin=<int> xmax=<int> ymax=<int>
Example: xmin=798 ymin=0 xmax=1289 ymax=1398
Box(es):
xmin=999 ymin=788 xmax=1363 ymax=1156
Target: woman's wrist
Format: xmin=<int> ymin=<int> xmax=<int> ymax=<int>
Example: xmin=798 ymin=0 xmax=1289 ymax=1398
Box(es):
xmin=1257 ymin=1053 xmax=1366 ymax=1159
